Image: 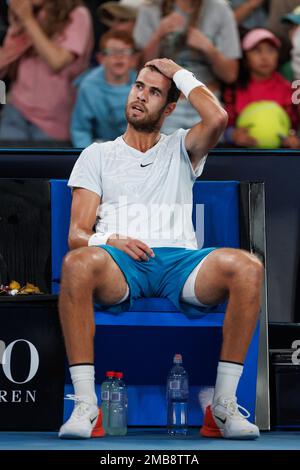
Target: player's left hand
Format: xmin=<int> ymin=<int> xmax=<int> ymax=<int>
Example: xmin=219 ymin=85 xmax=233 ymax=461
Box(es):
xmin=144 ymin=58 xmax=182 ymax=79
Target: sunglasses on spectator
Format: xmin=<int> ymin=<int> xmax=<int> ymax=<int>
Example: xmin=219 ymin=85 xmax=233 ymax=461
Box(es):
xmin=102 ymin=48 xmax=134 ymax=57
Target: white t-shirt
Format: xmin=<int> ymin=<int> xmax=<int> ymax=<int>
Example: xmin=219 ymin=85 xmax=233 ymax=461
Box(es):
xmin=68 ymin=128 xmax=206 ymax=249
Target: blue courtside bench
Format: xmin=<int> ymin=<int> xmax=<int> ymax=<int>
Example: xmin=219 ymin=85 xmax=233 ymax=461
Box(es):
xmin=50 ymin=180 xmax=263 ymax=427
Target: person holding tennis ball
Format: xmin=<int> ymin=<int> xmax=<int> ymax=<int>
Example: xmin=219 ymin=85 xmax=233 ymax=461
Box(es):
xmin=223 ymin=28 xmax=300 ymax=149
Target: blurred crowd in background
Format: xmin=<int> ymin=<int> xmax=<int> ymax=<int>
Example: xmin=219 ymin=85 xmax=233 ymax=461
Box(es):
xmin=1 ymin=0 xmax=300 ymax=149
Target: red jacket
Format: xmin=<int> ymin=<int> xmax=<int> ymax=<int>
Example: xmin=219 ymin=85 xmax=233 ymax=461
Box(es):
xmin=223 ymin=72 xmax=298 ymax=130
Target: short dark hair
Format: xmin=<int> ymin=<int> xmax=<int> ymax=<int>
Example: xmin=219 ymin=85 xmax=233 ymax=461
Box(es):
xmin=141 ymin=65 xmax=181 ymax=105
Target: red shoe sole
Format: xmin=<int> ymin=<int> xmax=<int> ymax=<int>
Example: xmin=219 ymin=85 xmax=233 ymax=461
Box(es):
xmin=91 ymin=408 xmax=105 ymax=438
xmin=200 ymin=405 xmax=223 ymax=438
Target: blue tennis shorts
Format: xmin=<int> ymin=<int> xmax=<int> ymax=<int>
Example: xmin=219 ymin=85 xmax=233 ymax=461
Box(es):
xmin=95 ymin=246 xmax=217 ymax=315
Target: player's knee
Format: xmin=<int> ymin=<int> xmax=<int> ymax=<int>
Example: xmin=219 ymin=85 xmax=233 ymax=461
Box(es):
xmin=236 ymin=252 xmax=264 ymax=284
xmin=61 ymin=247 xmax=108 ymax=282
xmin=218 ymin=250 xmax=264 ymax=287
xmin=246 ymin=254 xmax=264 ymax=288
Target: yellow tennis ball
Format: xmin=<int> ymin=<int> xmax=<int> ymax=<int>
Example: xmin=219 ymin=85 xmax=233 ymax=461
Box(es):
xmin=237 ymin=101 xmax=291 ymax=148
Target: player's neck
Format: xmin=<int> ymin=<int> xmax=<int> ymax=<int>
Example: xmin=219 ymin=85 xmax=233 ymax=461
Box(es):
xmin=123 ymin=127 xmax=161 ymax=153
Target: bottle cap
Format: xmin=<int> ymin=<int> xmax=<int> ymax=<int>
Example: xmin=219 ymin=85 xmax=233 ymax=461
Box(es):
xmin=115 ymin=372 xmax=123 ymax=379
xmin=174 ymin=354 xmax=182 ymax=364
xmin=106 ymin=371 xmax=115 ymax=377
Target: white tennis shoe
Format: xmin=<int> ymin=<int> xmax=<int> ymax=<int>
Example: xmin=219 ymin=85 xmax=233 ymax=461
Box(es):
xmin=201 ymin=395 xmax=260 ymax=439
xmin=59 ymin=394 xmax=105 ymax=439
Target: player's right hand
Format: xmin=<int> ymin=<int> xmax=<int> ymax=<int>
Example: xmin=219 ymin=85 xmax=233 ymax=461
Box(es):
xmin=107 ymin=234 xmax=155 ymax=262
xmin=144 ymin=57 xmax=182 ymax=79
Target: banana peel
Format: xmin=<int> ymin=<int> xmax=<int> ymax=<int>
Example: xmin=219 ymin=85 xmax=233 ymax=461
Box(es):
xmin=2 ymin=281 xmax=42 ymax=295
xmin=19 ymin=283 xmax=41 ymax=294
xmin=9 ymin=280 xmax=21 ymax=290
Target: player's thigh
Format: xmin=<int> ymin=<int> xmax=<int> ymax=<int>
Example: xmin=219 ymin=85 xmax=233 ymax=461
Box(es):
xmin=93 ymin=248 xmax=129 ymax=305
xmin=194 ymin=248 xmax=253 ymax=305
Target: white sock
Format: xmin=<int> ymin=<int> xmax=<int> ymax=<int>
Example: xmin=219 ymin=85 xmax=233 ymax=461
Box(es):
xmin=213 ymin=361 xmax=243 ymax=404
xmin=69 ymin=364 xmax=97 ymax=405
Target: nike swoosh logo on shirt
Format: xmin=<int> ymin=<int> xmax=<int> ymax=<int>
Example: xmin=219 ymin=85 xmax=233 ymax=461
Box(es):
xmin=140 ymin=163 xmax=153 ymax=167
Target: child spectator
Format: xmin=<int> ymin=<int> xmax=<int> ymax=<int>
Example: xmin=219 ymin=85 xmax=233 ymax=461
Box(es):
xmin=71 ymin=30 xmax=136 ymax=147
xmin=0 ymin=0 xmax=93 ymax=143
xmin=223 ymin=28 xmax=300 ymax=148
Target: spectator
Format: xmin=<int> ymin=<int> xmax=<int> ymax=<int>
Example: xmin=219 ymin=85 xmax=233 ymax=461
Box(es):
xmin=229 ymin=0 xmax=268 ymax=30
xmin=282 ymin=6 xmax=300 ymax=80
xmin=267 ymin=0 xmax=300 ymax=63
xmin=133 ymin=0 xmax=241 ymax=134
xmin=223 ymin=28 xmax=300 ymax=148
xmin=97 ymin=0 xmax=141 ymax=35
xmin=0 ymin=0 xmax=93 ymax=143
xmin=71 ymin=30 xmax=136 ymax=147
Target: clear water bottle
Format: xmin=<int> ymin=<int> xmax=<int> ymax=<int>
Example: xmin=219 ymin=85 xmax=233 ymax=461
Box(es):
xmin=167 ymin=353 xmax=189 ymax=437
xmin=108 ymin=372 xmax=127 ymax=436
xmin=100 ymin=371 xmax=115 ymax=433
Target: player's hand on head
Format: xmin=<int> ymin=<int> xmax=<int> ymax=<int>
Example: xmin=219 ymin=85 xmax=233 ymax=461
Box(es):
xmin=107 ymin=235 xmax=155 ymax=262
xmin=144 ymin=58 xmax=182 ymax=79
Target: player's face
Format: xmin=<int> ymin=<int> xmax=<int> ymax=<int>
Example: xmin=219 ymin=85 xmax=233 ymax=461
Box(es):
xmin=126 ymin=68 xmax=174 ymax=132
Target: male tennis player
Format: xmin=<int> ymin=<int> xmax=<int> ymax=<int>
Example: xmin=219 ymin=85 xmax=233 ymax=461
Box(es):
xmin=59 ymin=58 xmax=263 ymax=440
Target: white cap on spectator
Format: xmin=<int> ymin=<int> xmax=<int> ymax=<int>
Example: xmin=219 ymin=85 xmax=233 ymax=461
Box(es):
xmin=98 ymin=0 xmax=141 ymax=27
xmin=242 ymin=28 xmax=281 ymax=51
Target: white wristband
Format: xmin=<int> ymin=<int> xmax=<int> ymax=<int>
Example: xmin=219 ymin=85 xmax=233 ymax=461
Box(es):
xmin=173 ymin=69 xmax=205 ymax=99
xmin=88 ymin=232 xmax=113 ymax=247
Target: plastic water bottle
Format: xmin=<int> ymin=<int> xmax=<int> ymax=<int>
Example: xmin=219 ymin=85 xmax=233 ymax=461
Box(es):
xmin=108 ymin=372 xmax=127 ymax=436
xmin=167 ymin=353 xmax=189 ymax=436
xmin=100 ymin=371 xmax=115 ymax=433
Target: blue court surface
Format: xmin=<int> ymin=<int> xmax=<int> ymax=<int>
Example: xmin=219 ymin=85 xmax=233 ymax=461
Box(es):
xmin=0 ymin=429 xmax=299 ymax=450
